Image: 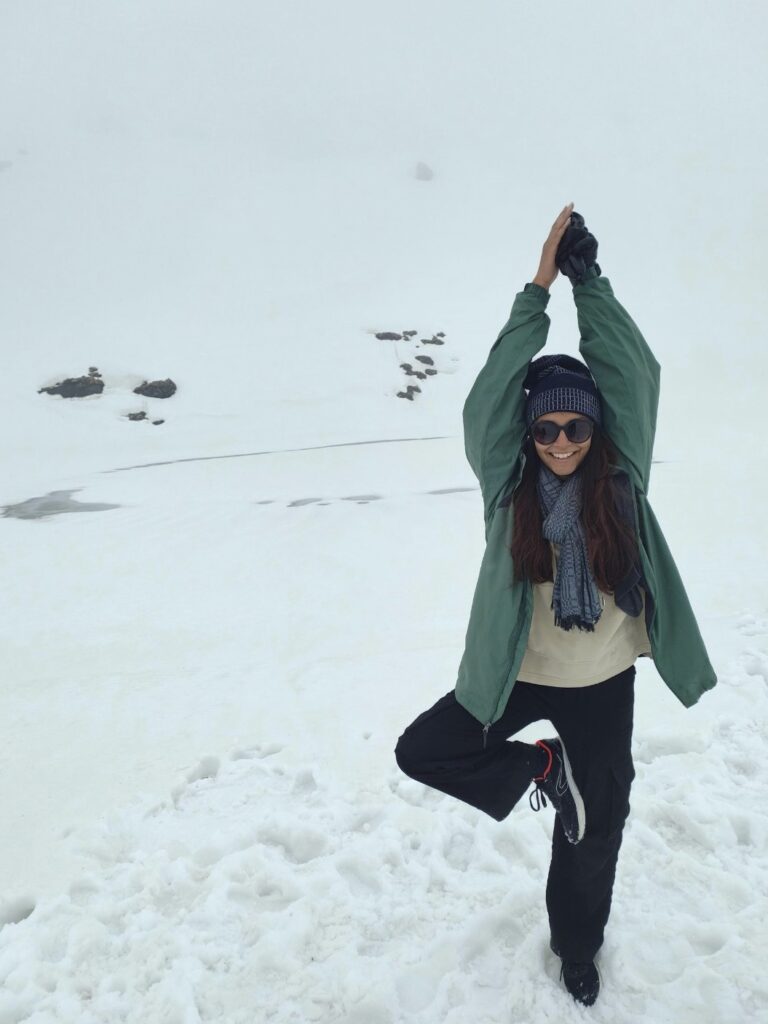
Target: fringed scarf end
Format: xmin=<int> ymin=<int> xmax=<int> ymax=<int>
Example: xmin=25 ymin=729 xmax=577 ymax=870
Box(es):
xmin=554 ymin=614 xmax=597 ymax=633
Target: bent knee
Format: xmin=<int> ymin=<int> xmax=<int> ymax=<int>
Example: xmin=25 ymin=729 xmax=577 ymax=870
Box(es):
xmin=394 ymin=732 xmax=419 ymax=776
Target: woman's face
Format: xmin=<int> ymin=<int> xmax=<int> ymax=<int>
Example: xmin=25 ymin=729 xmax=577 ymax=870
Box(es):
xmin=532 ymin=411 xmax=593 ymax=476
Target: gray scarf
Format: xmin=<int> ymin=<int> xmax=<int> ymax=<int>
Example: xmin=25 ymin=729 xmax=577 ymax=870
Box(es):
xmin=537 ymin=463 xmax=603 ymax=631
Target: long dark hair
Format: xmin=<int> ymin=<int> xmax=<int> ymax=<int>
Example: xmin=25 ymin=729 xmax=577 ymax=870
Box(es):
xmin=509 ymin=428 xmax=638 ymax=592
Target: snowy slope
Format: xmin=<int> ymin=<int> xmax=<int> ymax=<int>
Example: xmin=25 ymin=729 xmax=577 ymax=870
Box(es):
xmin=1 ymin=641 xmax=767 ymax=1022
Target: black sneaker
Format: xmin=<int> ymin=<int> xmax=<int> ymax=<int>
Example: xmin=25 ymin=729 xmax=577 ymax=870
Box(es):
xmin=528 ymin=737 xmax=586 ymax=844
xmin=560 ymin=959 xmax=600 ymax=1006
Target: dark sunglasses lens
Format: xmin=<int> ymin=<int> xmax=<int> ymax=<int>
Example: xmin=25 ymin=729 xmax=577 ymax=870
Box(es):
xmin=567 ymin=419 xmax=593 ymax=442
xmin=532 ymin=419 xmax=593 ymax=444
xmin=532 ymin=422 xmax=558 ymax=444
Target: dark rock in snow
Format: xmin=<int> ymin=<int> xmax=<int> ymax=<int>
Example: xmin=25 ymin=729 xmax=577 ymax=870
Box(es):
xmin=399 ymin=363 xmax=427 ymax=380
xmin=421 ymin=335 xmax=445 ymax=345
xmin=127 ymin=411 xmax=147 ymax=421
xmin=375 ymin=331 xmax=402 ymax=341
xmin=415 ymin=355 xmax=434 ymax=366
xmin=134 ymin=378 xmax=177 ymax=399
xmin=38 ymin=374 xmax=105 ymax=398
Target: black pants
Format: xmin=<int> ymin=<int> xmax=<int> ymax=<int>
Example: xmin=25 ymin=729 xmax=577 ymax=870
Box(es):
xmin=394 ymin=665 xmax=636 ymax=962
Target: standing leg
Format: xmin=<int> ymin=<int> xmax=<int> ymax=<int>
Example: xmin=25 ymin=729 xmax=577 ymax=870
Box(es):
xmin=543 ymin=665 xmax=636 ymax=962
xmin=394 ymin=682 xmax=550 ymax=822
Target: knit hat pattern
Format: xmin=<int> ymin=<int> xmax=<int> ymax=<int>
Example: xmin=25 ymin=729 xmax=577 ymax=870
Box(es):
xmin=524 ymin=354 xmax=602 ymax=428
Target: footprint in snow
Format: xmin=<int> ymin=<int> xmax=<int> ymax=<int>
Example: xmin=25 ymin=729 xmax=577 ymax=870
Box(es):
xmin=336 ymin=857 xmax=382 ymax=895
xmin=741 ymin=651 xmax=768 ymax=684
xmin=231 ymin=743 xmax=284 ymax=760
xmin=254 ymin=823 xmax=328 ymax=864
xmin=735 ymin=612 xmax=768 ymax=637
xmin=170 ymin=755 xmax=221 ymax=803
xmin=0 ymin=896 xmax=36 ymax=928
xmin=230 ymin=877 xmax=301 ymax=911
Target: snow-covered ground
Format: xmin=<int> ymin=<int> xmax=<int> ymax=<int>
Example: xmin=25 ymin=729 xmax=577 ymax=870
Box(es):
xmin=1 ymin=2 xmax=767 ymax=1021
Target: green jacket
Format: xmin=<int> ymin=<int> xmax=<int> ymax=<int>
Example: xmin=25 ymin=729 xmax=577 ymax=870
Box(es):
xmin=456 ymin=266 xmax=717 ymax=742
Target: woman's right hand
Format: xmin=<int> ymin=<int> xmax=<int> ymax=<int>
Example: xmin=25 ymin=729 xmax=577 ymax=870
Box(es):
xmin=532 ymin=203 xmax=574 ymax=291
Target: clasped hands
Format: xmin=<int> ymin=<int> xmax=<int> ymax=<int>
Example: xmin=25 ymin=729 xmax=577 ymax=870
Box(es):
xmin=533 ymin=203 xmax=601 ymax=291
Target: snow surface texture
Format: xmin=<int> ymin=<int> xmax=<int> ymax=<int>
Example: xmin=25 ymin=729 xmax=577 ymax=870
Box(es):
xmin=1 ymin=1 xmax=767 ymax=1021
xmin=2 ymin=669 xmax=768 ymax=1024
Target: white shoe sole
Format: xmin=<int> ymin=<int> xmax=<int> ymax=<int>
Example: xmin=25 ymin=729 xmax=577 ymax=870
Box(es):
xmin=556 ymin=737 xmax=586 ymax=844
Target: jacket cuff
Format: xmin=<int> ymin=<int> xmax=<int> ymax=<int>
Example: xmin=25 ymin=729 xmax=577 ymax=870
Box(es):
xmin=523 ymin=281 xmax=551 ymax=304
xmin=571 ymin=265 xmax=602 ymax=293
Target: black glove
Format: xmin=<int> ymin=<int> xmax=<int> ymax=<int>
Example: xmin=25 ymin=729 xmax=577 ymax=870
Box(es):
xmin=555 ymin=211 xmax=601 ymax=286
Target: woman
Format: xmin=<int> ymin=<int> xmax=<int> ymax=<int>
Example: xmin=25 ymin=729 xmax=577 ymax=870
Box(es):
xmin=394 ymin=204 xmax=717 ymax=1007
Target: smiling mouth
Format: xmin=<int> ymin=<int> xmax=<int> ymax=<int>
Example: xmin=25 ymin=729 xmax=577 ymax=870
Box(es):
xmin=549 ymin=451 xmax=577 ymax=460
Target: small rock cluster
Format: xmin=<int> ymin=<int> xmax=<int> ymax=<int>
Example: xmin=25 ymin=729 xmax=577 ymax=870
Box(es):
xmin=38 ymin=366 xmax=104 ymax=398
xmin=374 ymin=330 xmax=446 ymax=401
xmin=37 ymin=367 xmax=177 ymax=425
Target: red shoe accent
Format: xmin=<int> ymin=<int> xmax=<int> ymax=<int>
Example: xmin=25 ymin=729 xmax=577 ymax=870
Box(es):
xmin=533 ymin=739 xmax=553 ymax=781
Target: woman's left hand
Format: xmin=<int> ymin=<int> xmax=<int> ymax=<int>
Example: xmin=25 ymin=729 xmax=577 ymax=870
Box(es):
xmin=532 ymin=203 xmax=574 ymax=290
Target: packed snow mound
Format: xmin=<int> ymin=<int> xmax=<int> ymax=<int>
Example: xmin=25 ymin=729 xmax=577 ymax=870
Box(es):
xmin=1 ymin=668 xmax=766 ymax=1024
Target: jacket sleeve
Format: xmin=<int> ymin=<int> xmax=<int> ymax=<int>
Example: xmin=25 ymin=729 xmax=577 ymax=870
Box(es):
xmin=573 ymin=267 xmax=661 ymax=494
xmin=463 ymin=281 xmax=550 ymax=526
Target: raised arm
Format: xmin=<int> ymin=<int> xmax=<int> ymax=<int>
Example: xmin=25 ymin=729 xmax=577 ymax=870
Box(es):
xmin=463 ymin=204 xmax=574 ymax=528
xmin=573 ymin=267 xmax=661 ymax=494
xmin=462 ymin=283 xmax=550 ymax=525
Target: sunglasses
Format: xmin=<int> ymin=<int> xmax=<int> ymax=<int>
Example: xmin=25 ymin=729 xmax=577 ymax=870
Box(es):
xmin=530 ymin=417 xmax=594 ymax=445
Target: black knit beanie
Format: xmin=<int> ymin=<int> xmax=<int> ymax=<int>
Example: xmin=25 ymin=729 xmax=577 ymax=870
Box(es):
xmin=524 ymin=354 xmax=602 ymax=428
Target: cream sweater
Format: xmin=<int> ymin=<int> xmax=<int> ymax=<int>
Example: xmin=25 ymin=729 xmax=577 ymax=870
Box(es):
xmin=517 ymin=543 xmax=653 ymax=688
